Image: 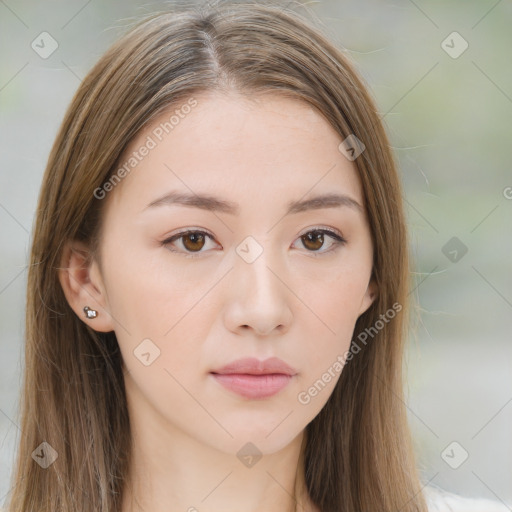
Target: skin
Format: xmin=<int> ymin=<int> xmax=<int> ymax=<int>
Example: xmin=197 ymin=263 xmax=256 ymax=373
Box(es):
xmin=59 ymin=91 xmax=377 ymax=512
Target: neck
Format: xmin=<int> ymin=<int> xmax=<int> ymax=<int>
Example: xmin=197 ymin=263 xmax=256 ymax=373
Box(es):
xmin=122 ymin=431 xmax=316 ymax=512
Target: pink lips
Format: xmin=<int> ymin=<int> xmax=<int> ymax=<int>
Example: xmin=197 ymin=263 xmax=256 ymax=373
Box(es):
xmin=210 ymin=357 xmax=297 ymax=399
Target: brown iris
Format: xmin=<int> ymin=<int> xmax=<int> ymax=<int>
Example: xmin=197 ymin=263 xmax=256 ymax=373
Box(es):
xmin=301 ymin=231 xmax=324 ymax=251
xmin=181 ymin=232 xmax=207 ymax=252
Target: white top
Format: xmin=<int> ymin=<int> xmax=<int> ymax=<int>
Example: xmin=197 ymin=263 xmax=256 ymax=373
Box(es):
xmin=424 ymin=485 xmax=511 ymax=511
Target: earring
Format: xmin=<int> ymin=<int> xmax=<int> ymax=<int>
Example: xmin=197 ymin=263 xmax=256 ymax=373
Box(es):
xmin=83 ymin=306 xmax=98 ymax=319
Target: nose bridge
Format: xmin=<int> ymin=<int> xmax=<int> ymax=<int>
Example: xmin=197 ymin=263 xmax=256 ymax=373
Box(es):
xmin=234 ymin=234 xmax=282 ymax=297
xmin=226 ymin=233 xmax=292 ymax=335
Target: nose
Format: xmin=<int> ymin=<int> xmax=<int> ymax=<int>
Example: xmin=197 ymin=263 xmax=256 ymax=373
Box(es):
xmin=223 ymin=246 xmax=293 ymax=337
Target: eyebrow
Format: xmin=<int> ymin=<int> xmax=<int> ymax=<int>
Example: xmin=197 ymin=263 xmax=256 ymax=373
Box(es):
xmin=144 ymin=191 xmax=364 ymax=216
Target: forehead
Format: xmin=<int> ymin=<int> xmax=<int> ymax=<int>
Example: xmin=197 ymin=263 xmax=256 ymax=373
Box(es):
xmin=104 ymin=91 xmax=364 ymax=218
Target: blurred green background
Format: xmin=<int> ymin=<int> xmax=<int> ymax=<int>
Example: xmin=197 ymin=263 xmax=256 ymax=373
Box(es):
xmin=1 ymin=0 xmax=511 ymax=506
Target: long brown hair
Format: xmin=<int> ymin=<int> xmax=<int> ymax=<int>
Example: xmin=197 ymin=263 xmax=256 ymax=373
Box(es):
xmin=8 ymin=2 xmax=426 ymax=511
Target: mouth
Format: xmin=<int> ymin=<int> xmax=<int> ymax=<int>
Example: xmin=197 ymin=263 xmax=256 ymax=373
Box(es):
xmin=209 ymin=357 xmax=297 ymax=399
xmin=209 ymin=372 xmax=294 ymax=399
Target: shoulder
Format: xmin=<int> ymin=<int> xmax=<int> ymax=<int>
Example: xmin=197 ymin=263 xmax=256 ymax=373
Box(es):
xmin=424 ymin=485 xmax=511 ymax=512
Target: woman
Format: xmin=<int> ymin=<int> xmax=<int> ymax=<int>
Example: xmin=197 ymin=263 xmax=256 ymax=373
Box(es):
xmin=5 ymin=2 xmax=508 ymax=511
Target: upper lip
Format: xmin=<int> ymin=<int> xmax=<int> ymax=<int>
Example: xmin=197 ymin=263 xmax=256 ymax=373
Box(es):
xmin=211 ymin=357 xmax=297 ymax=376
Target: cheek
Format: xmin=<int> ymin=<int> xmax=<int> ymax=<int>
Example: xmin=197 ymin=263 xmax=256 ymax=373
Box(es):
xmin=101 ymin=241 xmax=209 ymax=336
xmin=296 ymin=265 xmax=369 ymax=334
xmin=292 ymin=266 xmax=370 ymax=379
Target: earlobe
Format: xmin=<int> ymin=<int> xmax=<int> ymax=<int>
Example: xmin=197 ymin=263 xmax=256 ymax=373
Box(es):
xmin=58 ymin=240 xmax=115 ymax=333
xmin=359 ymin=278 xmax=378 ymax=317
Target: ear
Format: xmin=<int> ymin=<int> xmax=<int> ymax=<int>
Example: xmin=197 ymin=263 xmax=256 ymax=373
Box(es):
xmin=58 ymin=240 xmax=115 ymax=332
xmin=358 ymin=276 xmax=378 ymax=317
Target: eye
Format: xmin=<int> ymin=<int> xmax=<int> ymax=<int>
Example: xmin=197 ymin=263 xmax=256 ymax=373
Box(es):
xmin=292 ymin=227 xmax=346 ymax=256
xmin=161 ymin=229 xmax=217 ymax=258
xmin=161 ymin=227 xmax=346 ymax=258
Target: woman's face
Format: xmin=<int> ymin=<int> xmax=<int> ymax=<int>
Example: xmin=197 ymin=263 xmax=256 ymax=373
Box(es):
xmin=91 ymin=91 xmax=376 ymax=455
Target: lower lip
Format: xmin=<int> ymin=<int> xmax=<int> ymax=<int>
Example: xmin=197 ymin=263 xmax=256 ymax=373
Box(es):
xmin=211 ymin=373 xmax=293 ymax=399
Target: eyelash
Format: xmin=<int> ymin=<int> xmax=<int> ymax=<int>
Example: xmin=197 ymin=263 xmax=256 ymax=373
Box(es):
xmin=161 ymin=227 xmax=347 ymax=259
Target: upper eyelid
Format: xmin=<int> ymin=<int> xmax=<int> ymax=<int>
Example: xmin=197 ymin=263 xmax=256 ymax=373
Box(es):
xmin=166 ymin=226 xmax=345 ymax=241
